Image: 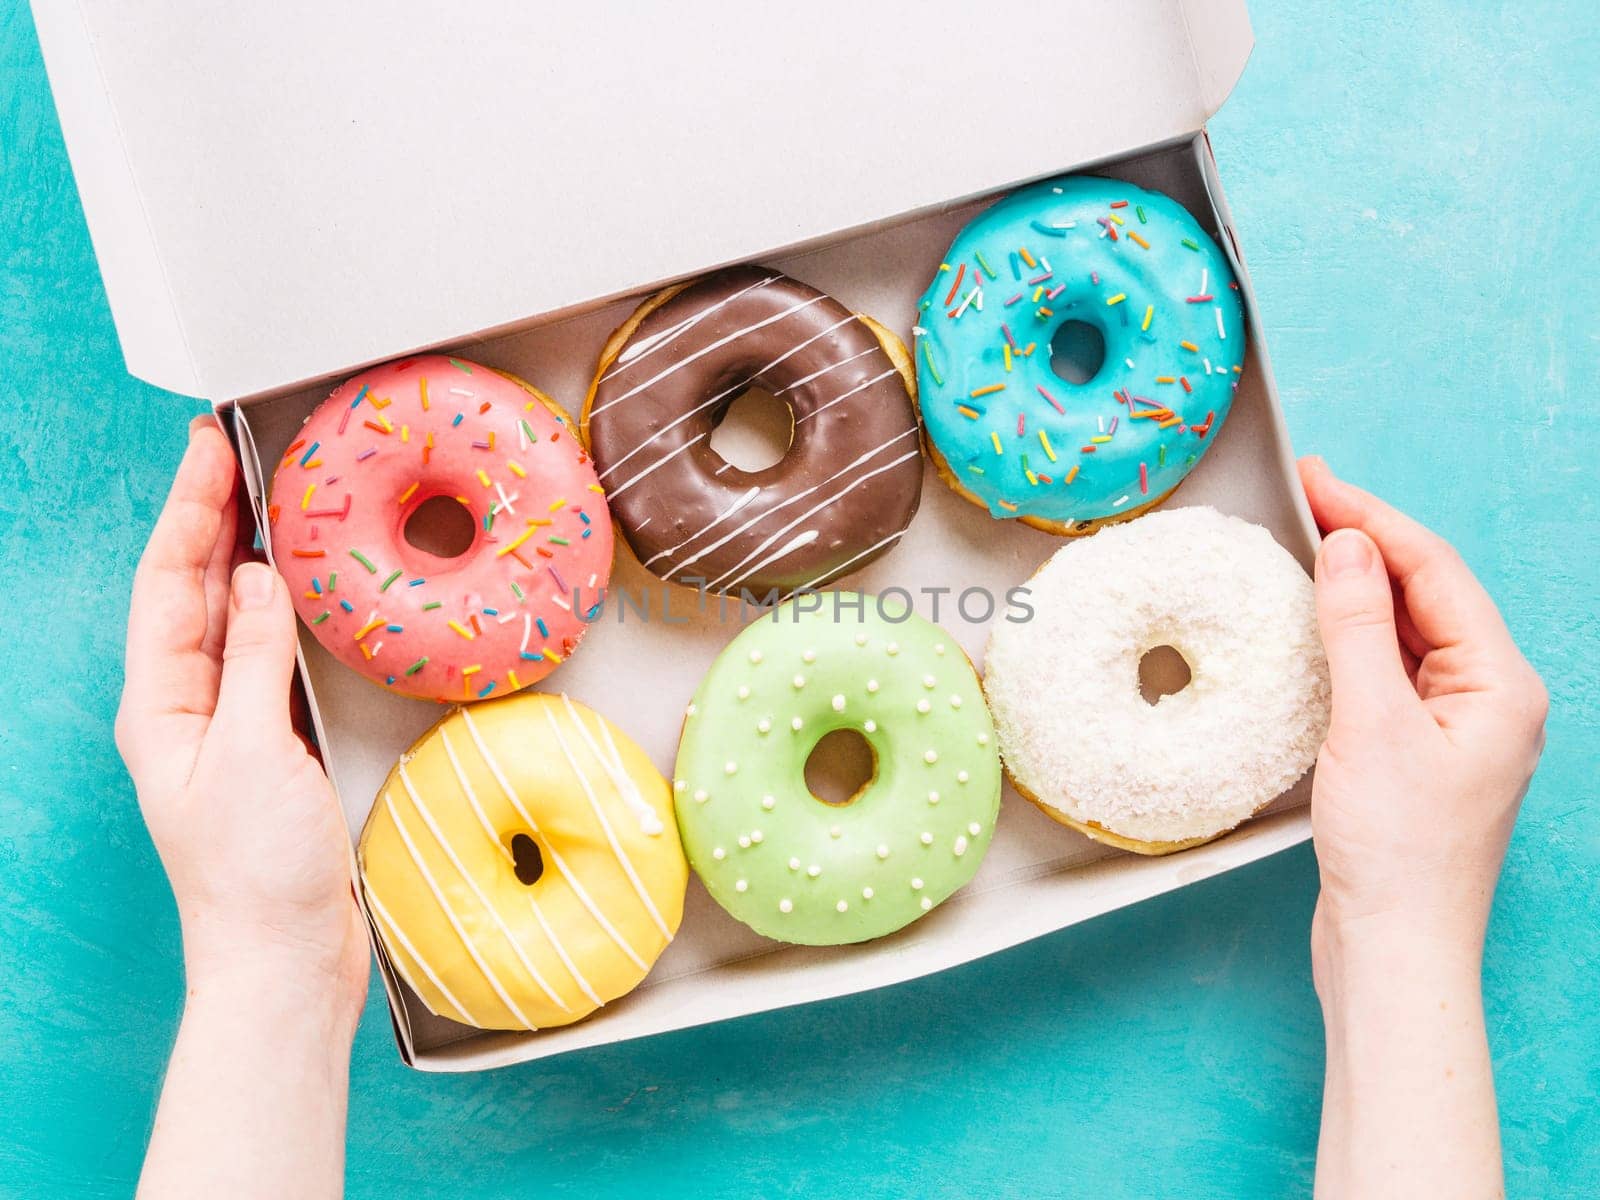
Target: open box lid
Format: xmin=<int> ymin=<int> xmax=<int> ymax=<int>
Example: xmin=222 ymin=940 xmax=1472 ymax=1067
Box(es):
xmin=33 ymin=0 xmax=1251 ymax=403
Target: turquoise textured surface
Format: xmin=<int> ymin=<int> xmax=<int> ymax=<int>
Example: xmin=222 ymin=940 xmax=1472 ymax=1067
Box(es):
xmin=914 ymin=176 xmax=1242 ymax=526
xmin=1 ymin=2 xmax=1596 ymax=1196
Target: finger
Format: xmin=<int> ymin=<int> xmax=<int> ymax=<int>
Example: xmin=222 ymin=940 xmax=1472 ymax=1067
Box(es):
xmin=289 ymin=674 xmax=326 ymax=767
xmin=1297 ymin=457 xmax=1520 ymax=665
xmin=1314 ymin=528 xmax=1417 ymax=735
xmin=200 ymin=422 xmax=241 ymax=663
xmin=211 ymin=562 xmax=299 ymax=749
xmin=1390 ymin=575 xmax=1430 ymax=663
xmin=119 ymin=420 xmax=238 ymax=781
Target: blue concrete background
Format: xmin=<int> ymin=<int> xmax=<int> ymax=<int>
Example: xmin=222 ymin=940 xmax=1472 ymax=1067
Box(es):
xmin=2 ymin=1 xmax=1596 ymax=1195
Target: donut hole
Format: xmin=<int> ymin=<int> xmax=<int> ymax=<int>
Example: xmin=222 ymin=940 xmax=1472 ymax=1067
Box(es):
xmin=1049 ymin=319 xmax=1107 ymax=386
xmin=709 ymin=386 xmax=794 ymax=472
xmin=403 ymin=495 xmax=476 ymax=559
xmin=508 ymin=833 xmax=545 ymax=886
xmin=1138 ymin=644 xmax=1193 ymax=705
xmin=804 ymin=728 xmax=878 ymax=807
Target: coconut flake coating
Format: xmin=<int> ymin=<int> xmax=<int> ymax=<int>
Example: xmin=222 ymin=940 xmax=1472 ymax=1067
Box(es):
xmin=985 ymin=506 xmax=1330 ymax=847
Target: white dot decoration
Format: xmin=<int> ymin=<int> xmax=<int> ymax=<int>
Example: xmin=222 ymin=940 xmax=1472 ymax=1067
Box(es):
xmin=678 ymin=603 xmax=999 ymax=945
xmin=934 ymin=643 xmax=947 ymax=656
xmin=693 ymin=789 xmax=709 ymax=804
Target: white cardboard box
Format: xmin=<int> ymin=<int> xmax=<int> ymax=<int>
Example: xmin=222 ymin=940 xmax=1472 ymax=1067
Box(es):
xmin=37 ymin=0 xmax=1319 ymax=1071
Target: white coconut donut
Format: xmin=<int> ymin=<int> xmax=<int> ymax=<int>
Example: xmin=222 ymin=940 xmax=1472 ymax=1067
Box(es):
xmin=985 ymin=506 xmax=1330 ymax=854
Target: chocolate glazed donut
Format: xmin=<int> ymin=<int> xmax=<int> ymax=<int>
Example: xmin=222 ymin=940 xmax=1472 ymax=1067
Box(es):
xmin=582 ymin=267 xmax=923 ymax=596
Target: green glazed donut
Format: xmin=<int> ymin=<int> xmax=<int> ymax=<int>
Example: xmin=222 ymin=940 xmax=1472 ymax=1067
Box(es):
xmin=673 ymin=596 xmax=1002 ymax=944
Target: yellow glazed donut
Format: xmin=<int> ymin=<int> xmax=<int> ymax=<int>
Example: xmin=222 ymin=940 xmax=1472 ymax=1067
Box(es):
xmin=358 ymin=692 xmax=687 ymax=1031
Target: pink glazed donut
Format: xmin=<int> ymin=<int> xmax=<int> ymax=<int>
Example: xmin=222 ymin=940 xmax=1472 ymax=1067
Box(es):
xmin=268 ymin=355 xmax=614 ymax=702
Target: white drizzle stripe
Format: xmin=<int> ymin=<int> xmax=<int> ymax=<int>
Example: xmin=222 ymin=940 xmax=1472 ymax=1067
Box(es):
xmin=607 ymin=432 xmax=707 ymax=498
xmin=381 ymin=790 xmax=537 ymax=1029
xmin=596 ymin=375 xmax=747 ymax=482
xmin=588 ymin=295 xmax=828 ymax=416
xmin=643 ymin=487 xmax=760 ymax=566
xmin=530 ymin=894 xmax=603 ymax=1007
xmin=708 ymin=450 xmax=922 ymax=591
xmin=397 ymin=764 xmax=570 ymax=1013
xmin=440 ymin=728 xmax=513 ymax=865
xmin=718 ymin=530 xmax=820 ymax=591
xmin=792 ymin=368 xmax=901 ymax=425
xmin=798 ymin=528 xmax=907 ymax=590
xmin=363 ymin=883 xmax=477 ymax=1026
xmin=558 ymin=693 xmax=665 ymax=837
xmin=458 ymin=709 xmax=649 ymax=970
xmin=541 ymin=704 xmax=671 ymax=940
xmin=445 ymin=725 xmax=602 ymax=1009
xmin=596 ymin=315 xmax=856 ymax=481
xmin=661 ymin=428 xmax=919 ymax=580
xmin=604 ymin=274 xmax=777 ymax=374
xmin=771 ymin=346 xmax=876 ymax=395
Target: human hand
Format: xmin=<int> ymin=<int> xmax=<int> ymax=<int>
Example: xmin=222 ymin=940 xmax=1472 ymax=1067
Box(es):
xmin=117 ymin=417 xmax=367 ymax=1017
xmin=1298 ymin=455 xmax=1546 ymax=963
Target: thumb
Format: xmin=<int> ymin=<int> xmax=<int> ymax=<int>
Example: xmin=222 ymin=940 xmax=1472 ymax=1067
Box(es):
xmin=1314 ymin=528 xmax=1414 ymax=733
xmin=213 ymin=561 xmax=299 ymax=742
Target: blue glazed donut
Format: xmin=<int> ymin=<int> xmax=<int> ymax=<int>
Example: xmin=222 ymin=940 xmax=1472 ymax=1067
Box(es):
xmin=912 ymin=176 xmax=1245 ymax=533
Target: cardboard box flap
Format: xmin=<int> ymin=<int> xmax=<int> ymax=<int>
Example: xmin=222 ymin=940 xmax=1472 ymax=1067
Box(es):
xmin=32 ymin=0 xmax=1251 ymax=402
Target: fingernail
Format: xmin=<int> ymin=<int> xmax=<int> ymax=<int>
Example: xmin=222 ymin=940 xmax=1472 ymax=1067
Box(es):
xmin=1322 ymin=528 xmax=1375 ymax=578
xmin=189 ymin=413 xmax=214 ymax=436
xmin=232 ymin=562 xmax=276 ymax=610
xmin=1303 ymin=454 xmax=1328 ymax=474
